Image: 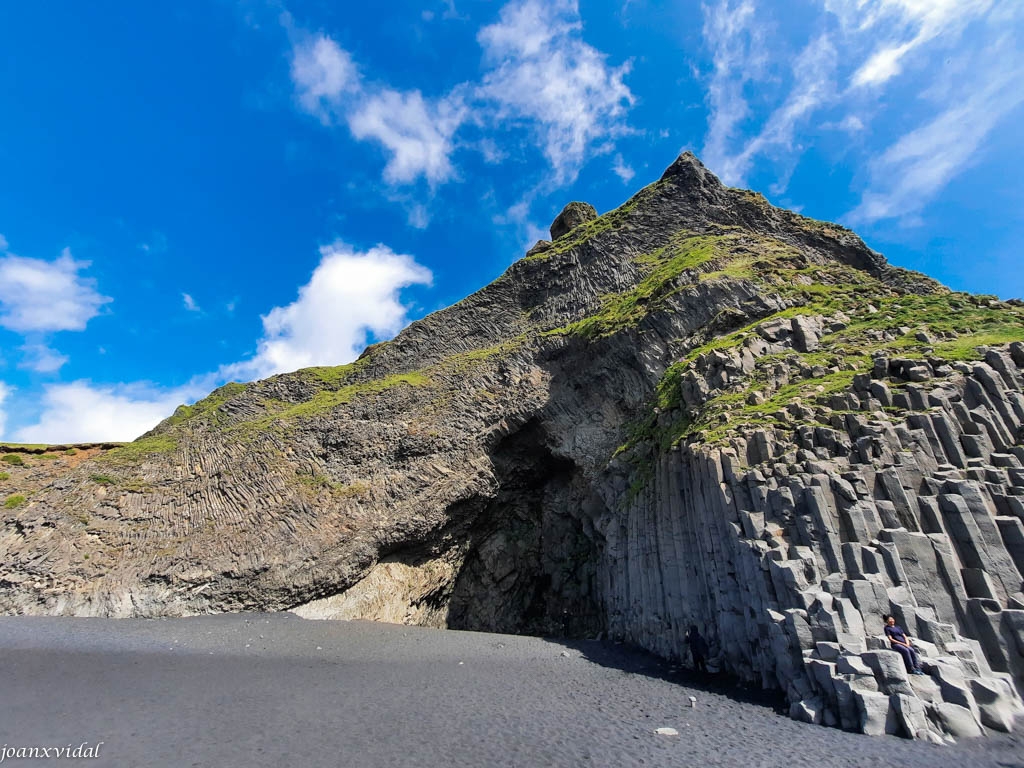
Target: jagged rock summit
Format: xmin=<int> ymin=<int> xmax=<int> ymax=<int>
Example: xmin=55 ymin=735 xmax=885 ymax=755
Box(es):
xmin=550 ymin=201 xmax=598 ymax=240
xmin=3 ymin=152 xmax=1024 ymax=741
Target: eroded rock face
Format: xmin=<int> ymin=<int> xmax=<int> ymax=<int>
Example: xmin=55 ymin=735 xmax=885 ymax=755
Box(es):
xmin=3 ymin=152 xmax=1023 ymax=740
xmin=550 ymin=201 xmax=598 ymax=240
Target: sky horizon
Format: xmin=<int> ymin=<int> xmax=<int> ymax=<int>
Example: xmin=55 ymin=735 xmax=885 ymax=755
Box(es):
xmin=2 ymin=0 xmax=1022 ymax=444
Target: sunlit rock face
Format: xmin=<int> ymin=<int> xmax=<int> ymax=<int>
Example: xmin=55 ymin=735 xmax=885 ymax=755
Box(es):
xmin=4 ymin=152 xmax=1024 ymax=740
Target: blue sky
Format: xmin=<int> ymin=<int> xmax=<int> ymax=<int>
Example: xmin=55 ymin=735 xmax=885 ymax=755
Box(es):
xmin=1 ymin=0 xmax=1022 ymax=443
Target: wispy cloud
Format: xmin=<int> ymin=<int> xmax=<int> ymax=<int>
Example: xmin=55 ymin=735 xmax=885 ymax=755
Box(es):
xmin=288 ymin=31 xmax=467 ymax=187
xmin=846 ymin=29 xmax=1024 ymax=224
xmin=0 ymin=247 xmax=111 ymax=333
xmin=290 ymin=34 xmax=359 ymax=123
xmin=348 ymin=88 xmax=467 ymax=186
xmin=698 ymin=0 xmax=1021 ymax=217
xmin=825 ymin=0 xmax=995 ymax=88
xmin=287 ymin=0 xmax=634 ymax=189
xmin=701 ymin=0 xmax=765 ymax=185
xmin=18 ymin=343 xmax=69 ymax=374
xmin=182 ymin=293 xmax=201 ymax=312
xmin=711 ymin=33 xmax=836 ymax=186
xmin=476 ymin=0 xmax=634 ymax=182
xmin=612 ymin=154 xmax=635 ymax=183
xmin=701 ymin=1 xmax=837 ymax=189
xmin=137 ymin=232 xmax=168 ymax=255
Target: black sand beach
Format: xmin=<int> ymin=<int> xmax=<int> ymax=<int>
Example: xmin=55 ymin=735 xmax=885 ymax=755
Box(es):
xmin=0 ymin=614 xmax=1020 ymax=768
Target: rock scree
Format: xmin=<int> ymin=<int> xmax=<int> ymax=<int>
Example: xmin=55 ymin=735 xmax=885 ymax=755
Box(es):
xmin=3 ymin=151 xmax=1024 ymax=742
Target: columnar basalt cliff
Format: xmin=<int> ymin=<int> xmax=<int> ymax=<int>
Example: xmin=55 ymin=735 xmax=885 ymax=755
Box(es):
xmin=3 ymin=154 xmax=1024 ymax=741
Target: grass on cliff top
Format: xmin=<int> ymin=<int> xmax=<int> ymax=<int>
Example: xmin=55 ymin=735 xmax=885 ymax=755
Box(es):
xmin=98 ymin=433 xmax=180 ymax=465
xmin=281 ymin=371 xmax=431 ymax=420
xmin=232 ymin=371 xmax=432 ymax=434
xmin=95 ymin=382 xmax=251 ymax=463
xmin=738 ymin=188 xmax=858 ymax=240
xmin=570 ymin=234 xmax=728 ymax=339
xmin=523 ymin=179 xmax=669 ymax=263
xmin=0 ymin=443 xmax=51 ymax=451
xmin=617 ymin=265 xmax=1024 ymax=466
xmin=435 ymin=335 xmax=530 ymax=377
xmin=164 ymin=382 xmax=249 ymax=429
xmin=296 ymin=356 xmax=375 ymax=388
xmin=544 ymin=231 xmax=758 ymax=340
xmin=549 ymin=229 xmax=871 ymax=343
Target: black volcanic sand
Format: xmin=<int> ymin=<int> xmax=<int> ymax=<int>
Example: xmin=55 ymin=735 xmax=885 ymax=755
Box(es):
xmin=0 ymin=615 xmax=1021 ymax=768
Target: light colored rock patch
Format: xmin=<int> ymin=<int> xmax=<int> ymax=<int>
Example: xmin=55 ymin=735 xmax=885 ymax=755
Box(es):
xmin=291 ymin=556 xmax=458 ymax=628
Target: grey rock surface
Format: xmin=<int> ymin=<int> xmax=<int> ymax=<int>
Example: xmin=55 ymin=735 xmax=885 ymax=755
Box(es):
xmin=549 ymin=201 xmax=598 ymax=241
xmin=2 ymin=152 xmax=1023 ymax=741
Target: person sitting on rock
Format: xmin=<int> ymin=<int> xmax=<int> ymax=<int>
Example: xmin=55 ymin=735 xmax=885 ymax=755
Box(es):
xmin=883 ymin=615 xmax=924 ymax=675
xmin=686 ymin=625 xmax=709 ymax=674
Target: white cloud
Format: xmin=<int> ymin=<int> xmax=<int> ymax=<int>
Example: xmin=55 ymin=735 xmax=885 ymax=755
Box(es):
xmin=291 ymin=34 xmax=359 ymax=122
xmin=183 ymin=293 xmax=200 ymax=312
xmin=852 ymin=41 xmax=912 ymax=87
xmin=824 ymin=0 xmax=996 ymax=88
xmin=11 ymin=380 xmax=208 ymax=444
xmin=477 ymin=138 xmax=507 ymax=165
xmin=406 ymin=203 xmax=431 ymax=230
xmin=846 ymin=35 xmax=1024 ymax=224
xmin=699 ymin=0 xmax=1019 ymax=207
xmin=348 ymin=89 xmax=466 ymax=185
xmin=702 ymin=1 xmax=836 ymax=188
xmin=713 ymin=34 xmax=837 ymax=186
xmin=287 ymin=2 xmax=634 ymax=188
xmin=612 ymin=154 xmax=635 ymax=183
xmin=701 ymin=0 xmax=765 ymax=184
xmin=11 ymin=240 xmax=433 ymax=443
xmin=222 ymin=241 xmax=432 ymax=381
xmin=476 ymin=0 xmax=634 ymax=182
xmin=289 ymin=33 xmax=466 ymax=187
xmin=0 ymin=383 xmax=10 ymax=439
xmin=822 ymin=114 xmax=865 ymax=132
xmin=0 ymin=234 xmax=8 ymax=251
xmin=478 ymin=0 xmax=576 ymax=57
xmin=0 ymin=247 xmax=111 ymax=333
xmin=18 ymin=343 xmax=69 ymax=374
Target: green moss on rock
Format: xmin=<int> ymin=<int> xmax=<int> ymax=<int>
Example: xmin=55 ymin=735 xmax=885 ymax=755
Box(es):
xmin=165 ymin=381 xmax=249 ymax=428
xmin=99 ymin=434 xmax=180 ymax=464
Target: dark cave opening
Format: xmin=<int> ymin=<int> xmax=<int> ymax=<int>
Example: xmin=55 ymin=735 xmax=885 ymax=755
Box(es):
xmin=445 ymin=418 xmax=605 ymax=638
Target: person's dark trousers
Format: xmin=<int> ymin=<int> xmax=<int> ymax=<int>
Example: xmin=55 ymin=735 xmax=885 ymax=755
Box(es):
xmin=892 ymin=643 xmax=920 ymax=672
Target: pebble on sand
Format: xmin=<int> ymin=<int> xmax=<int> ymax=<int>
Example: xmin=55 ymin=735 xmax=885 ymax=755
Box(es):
xmin=654 ymin=727 xmax=679 ymax=736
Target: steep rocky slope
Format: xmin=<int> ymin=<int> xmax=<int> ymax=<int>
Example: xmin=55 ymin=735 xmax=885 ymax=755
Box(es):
xmin=3 ymin=153 xmax=1024 ymax=740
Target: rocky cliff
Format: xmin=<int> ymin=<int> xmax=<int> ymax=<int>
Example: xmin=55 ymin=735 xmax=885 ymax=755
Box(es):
xmin=3 ymin=153 xmax=1024 ymax=741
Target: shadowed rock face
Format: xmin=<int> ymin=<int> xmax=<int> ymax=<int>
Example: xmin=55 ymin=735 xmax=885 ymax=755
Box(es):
xmin=550 ymin=201 xmax=598 ymax=241
xmin=3 ymin=152 xmax=1024 ymax=740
